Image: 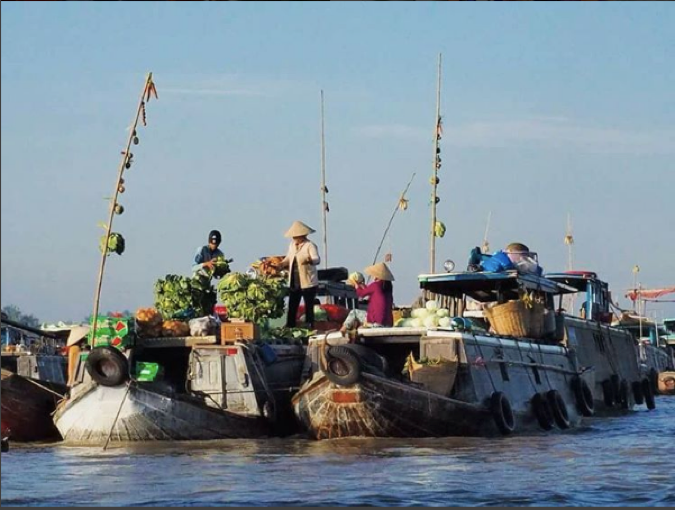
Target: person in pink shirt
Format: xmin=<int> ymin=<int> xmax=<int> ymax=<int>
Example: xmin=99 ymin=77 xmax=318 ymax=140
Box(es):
xmin=341 ymin=262 xmax=395 ymax=333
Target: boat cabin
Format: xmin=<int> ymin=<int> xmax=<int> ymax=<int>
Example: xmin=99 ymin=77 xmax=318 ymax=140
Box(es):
xmin=545 ymin=271 xmax=613 ymax=323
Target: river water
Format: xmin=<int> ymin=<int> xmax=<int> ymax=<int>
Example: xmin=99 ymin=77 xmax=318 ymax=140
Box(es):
xmin=2 ymin=398 xmax=674 ymax=507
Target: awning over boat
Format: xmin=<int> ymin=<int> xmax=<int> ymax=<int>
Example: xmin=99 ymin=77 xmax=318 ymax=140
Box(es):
xmin=625 ymin=287 xmax=675 ymax=302
xmin=418 ymin=270 xmax=576 ymax=302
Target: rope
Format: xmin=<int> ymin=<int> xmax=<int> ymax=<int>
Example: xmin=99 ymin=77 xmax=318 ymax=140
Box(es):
xmin=102 ymin=381 xmax=133 ymax=451
xmin=514 ymin=337 xmax=539 ymax=393
xmin=471 ymin=332 xmax=497 ymax=393
xmin=22 ymin=375 xmax=66 ymax=399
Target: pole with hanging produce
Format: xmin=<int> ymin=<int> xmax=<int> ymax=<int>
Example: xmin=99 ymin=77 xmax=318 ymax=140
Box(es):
xmin=429 ymin=53 xmax=443 ymax=275
xmin=90 ymin=73 xmax=158 ymax=345
xmin=320 ymin=90 xmax=329 ymax=271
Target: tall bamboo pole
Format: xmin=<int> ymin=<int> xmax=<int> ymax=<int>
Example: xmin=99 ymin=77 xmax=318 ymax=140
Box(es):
xmin=90 ymin=73 xmax=154 ymax=343
xmin=320 ymin=90 xmax=328 ymax=270
xmin=430 ymin=54 xmax=442 ymax=274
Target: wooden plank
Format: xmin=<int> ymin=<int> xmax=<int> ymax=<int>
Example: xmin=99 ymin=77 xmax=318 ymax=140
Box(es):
xmin=136 ymin=336 xmax=217 ymax=349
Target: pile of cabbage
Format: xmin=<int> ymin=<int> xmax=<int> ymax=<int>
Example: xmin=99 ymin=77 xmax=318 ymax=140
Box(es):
xmin=153 ymin=274 xmax=217 ymax=320
xmin=216 ymin=272 xmax=288 ymax=325
xmin=394 ymin=300 xmax=452 ymax=328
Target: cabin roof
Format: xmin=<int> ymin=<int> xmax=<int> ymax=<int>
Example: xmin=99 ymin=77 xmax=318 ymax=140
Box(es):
xmin=418 ymin=270 xmax=576 ymax=302
xmin=545 ymin=271 xmax=608 ymax=292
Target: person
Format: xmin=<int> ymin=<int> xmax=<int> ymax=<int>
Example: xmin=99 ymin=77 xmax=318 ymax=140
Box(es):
xmin=193 ymin=230 xmax=224 ymax=276
xmin=341 ymin=262 xmax=395 ymax=333
xmin=277 ymin=221 xmax=321 ymax=329
xmin=66 ymin=325 xmax=90 ymax=387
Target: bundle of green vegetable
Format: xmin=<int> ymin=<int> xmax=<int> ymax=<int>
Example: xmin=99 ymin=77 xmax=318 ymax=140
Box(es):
xmin=154 ymin=273 xmax=217 ymax=320
xmin=206 ymin=256 xmax=233 ymax=279
xmin=262 ymin=326 xmax=312 ymax=345
xmin=99 ymin=232 xmax=125 ymax=256
xmin=217 ymin=272 xmax=288 ymax=325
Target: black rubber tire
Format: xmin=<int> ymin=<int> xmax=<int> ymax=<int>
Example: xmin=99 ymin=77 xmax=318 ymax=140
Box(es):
xmin=632 ymin=380 xmax=644 ymax=406
xmin=602 ymin=379 xmax=615 ymax=407
xmin=642 ymin=378 xmax=656 ymax=411
xmin=546 ymin=390 xmax=571 ymax=429
xmin=532 ymin=393 xmax=554 ymax=431
xmin=86 ymin=346 xmax=129 ymax=387
xmin=571 ymin=376 xmax=594 ymax=417
xmin=649 ymin=369 xmax=659 ymax=396
xmin=490 ymin=391 xmax=515 ymax=435
xmin=610 ymin=374 xmax=621 ymax=403
xmin=325 ymin=346 xmax=361 ymax=386
xmin=619 ymin=379 xmax=630 ymax=410
xmin=341 ymin=344 xmax=389 ymax=376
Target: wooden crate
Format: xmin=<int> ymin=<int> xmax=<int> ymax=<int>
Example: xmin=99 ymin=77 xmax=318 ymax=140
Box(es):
xmin=220 ymin=321 xmax=259 ymax=344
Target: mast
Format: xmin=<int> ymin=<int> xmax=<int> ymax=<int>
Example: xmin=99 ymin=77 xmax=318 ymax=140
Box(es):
xmin=320 ymin=90 xmax=328 ymax=270
xmin=564 ymin=213 xmax=574 ymax=271
xmin=372 ymin=172 xmax=416 ymax=266
xmin=430 ymin=53 xmax=442 ymax=274
xmin=90 ymin=73 xmax=157 ymax=343
xmin=481 ymin=211 xmax=492 ymax=254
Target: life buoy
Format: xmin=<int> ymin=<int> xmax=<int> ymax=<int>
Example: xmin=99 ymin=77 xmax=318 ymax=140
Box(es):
xmin=571 ymin=376 xmax=594 ymax=417
xmin=602 ymin=379 xmax=615 ymax=407
xmin=619 ymin=379 xmax=630 ymax=410
xmin=490 ymin=391 xmax=515 ymax=435
xmin=546 ymin=390 xmax=571 ymax=429
xmin=632 ymin=381 xmax=644 ymax=405
xmin=641 ymin=378 xmax=656 ymax=411
xmin=85 ymin=346 xmax=129 ymax=387
xmin=324 ymin=346 xmax=361 ymax=386
xmin=531 ymin=393 xmax=554 ymax=431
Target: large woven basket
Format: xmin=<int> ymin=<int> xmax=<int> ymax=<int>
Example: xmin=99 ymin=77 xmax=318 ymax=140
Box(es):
xmin=485 ymin=300 xmax=545 ymax=338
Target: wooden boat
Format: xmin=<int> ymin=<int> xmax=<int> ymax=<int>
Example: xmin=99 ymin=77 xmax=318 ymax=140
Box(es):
xmin=54 ymin=335 xmax=305 ymax=444
xmin=547 ymin=271 xmax=655 ymax=413
xmin=293 ymin=271 xmax=594 ymax=439
xmin=1 ymin=368 xmax=64 ymax=442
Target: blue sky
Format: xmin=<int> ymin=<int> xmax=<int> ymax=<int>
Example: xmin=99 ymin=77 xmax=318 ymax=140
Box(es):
xmin=2 ymin=2 xmax=674 ymax=323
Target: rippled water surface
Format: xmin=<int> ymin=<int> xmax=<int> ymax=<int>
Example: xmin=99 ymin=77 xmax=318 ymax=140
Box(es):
xmin=2 ymin=398 xmax=674 ymax=507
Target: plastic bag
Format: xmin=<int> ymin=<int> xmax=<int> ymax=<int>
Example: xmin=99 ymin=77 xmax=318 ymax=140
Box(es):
xmin=189 ymin=316 xmax=218 ymax=337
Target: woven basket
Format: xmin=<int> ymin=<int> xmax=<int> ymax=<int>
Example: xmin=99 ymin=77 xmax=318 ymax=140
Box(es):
xmin=485 ymin=300 xmax=545 ymax=338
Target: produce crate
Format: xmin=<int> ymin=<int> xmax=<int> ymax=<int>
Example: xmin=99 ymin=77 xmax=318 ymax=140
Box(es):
xmin=220 ymin=321 xmax=260 ymax=344
xmin=87 ymin=315 xmax=135 ymax=350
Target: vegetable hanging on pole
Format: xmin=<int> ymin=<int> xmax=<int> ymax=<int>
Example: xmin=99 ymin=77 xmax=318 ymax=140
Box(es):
xmin=90 ymin=73 xmax=158 ymax=345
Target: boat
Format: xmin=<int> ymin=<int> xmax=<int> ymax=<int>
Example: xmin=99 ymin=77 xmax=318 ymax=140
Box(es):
xmin=1 ymin=368 xmax=64 ymax=442
xmin=1 ymin=316 xmax=69 ymax=442
xmin=546 ymin=271 xmax=656 ymax=412
xmin=54 ymin=331 xmax=305 ymax=444
xmin=293 ymin=270 xmax=595 ymax=439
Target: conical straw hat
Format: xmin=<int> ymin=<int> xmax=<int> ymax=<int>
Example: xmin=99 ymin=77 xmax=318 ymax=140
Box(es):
xmin=67 ymin=325 xmax=90 ymax=347
xmin=284 ymin=221 xmax=315 ymax=238
xmin=365 ymin=262 xmax=395 ymax=281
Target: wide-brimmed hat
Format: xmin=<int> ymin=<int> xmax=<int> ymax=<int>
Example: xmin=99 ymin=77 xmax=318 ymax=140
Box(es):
xmin=284 ymin=221 xmax=315 ymax=238
xmin=365 ymin=262 xmax=395 ymax=281
xmin=67 ymin=325 xmax=90 ymax=347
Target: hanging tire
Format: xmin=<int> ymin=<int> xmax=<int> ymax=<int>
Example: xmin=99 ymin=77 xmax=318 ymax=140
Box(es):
xmin=86 ymin=346 xmax=129 ymax=387
xmin=642 ymin=378 xmax=656 ymax=411
xmin=571 ymin=376 xmax=594 ymax=417
xmin=546 ymin=390 xmax=571 ymax=429
xmin=325 ymin=346 xmax=361 ymax=386
xmin=490 ymin=391 xmax=515 ymax=435
xmin=632 ymin=381 xmax=644 ymax=405
xmin=649 ymin=369 xmax=659 ymax=396
xmin=602 ymin=379 xmax=615 ymax=407
xmin=342 ymin=344 xmax=389 ymax=376
xmin=531 ymin=393 xmax=554 ymax=431
xmin=618 ymin=379 xmax=630 ymax=410
xmin=610 ymin=374 xmax=621 ymax=402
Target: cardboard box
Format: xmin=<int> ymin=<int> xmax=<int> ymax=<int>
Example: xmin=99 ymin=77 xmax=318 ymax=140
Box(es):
xmin=220 ymin=321 xmax=259 ymax=344
xmin=88 ymin=315 xmax=135 ymax=350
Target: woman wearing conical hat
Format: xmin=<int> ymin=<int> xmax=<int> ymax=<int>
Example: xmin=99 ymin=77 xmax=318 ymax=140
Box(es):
xmin=341 ymin=262 xmax=395 ymax=332
xmin=277 ymin=221 xmax=321 ymax=329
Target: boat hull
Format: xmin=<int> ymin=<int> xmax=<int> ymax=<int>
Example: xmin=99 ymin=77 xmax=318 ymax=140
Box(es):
xmin=1 ymin=368 xmax=65 ymax=442
xmin=657 ymin=371 xmax=675 ymax=395
xmin=53 ymin=382 xmax=271 ymax=444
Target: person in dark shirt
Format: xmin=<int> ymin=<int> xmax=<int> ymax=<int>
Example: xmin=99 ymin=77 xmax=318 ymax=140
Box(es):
xmin=193 ymin=230 xmax=224 ymax=276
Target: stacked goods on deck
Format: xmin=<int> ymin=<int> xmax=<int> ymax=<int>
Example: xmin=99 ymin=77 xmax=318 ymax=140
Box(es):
xmin=395 ymin=300 xmax=452 ymax=328
xmin=88 ymin=315 xmax=135 ymax=349
xmin=216 ymin=272 xmax=287 ymax=325
xmin=135 ymin=308 xmax=162 ymax=338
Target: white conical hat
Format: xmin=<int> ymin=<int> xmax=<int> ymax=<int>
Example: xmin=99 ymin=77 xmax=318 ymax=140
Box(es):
xmin=67 ymin=325 xmax=90 ymax=347
xmin=365 ymin=262 xmax=395 ymax=282
xmin=284 ymin=221 xmax=315 ymax=238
